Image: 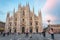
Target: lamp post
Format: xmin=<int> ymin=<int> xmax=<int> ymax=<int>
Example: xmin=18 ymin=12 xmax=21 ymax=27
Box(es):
xmin=47 ymin=20 xmax=51 ymax=24
xmin=47 ymin=20 xmax=51 ymax=31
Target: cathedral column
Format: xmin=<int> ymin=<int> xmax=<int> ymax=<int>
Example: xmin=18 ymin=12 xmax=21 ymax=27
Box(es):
xmin=11 ymin=9 xmax=15 ymax=33
xmin=38 ymin=11 xmax=43 ymax=33
xmin=25 ymin=13 xmax=30 ymax=33
xmin=16 ymin=12 xmax=21 ymax=33
xmin=16 ymin=4 xmax=21 ymax=34
xmin=11 ymin=17 xmax=14 ymax=33
xmin=25 ymin=3 xmax=30 ymax=33
xmin=5 ymin=12 xmax=10 ymax=33
xmin=32 ymin=8 xmax=36 ymax=33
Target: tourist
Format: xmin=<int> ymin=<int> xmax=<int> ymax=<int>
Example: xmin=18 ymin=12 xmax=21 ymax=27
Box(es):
xmin=29 ymin=34 xmax=32 ymax=38
xmin=42 ymin=29 xmax=46 ymax=38
xmin=3 ymin=31 xmax=5 ymax=37
xmin=49 ymin=28 xmax=54 ymax=40
xmin=1 ymin=32 xmax=3 ymax=34
xmin=25 ymin=29 xmax=29 ymax=37
xmin=7 ymin=32 xmax=9 ymax=35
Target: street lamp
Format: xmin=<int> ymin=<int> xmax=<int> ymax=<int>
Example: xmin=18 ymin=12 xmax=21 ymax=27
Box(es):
xmin=47 ymin=20 xmax=51 ymax=31
xmin=47 ymin=20 xmax=51 ymax=24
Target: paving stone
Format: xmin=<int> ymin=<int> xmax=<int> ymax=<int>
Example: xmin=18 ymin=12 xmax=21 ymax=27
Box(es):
xmin=0 ymin=33 xmax=60 ymax=40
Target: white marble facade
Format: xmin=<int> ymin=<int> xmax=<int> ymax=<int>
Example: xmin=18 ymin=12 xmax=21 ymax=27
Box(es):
xmin=5 ymin=4 xmax=43 ymax=33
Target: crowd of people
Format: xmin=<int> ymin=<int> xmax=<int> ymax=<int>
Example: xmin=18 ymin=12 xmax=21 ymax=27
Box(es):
xmin=0 ymin=28 xmax=55 ymax=40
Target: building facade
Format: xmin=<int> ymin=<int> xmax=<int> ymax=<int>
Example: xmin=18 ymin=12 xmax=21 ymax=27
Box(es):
xmin=50 ymin=24 xmax=60 ymax=33
xmin=0 ymin=21 xmax=5 ymax=32
xmin=5 ymin=4 xmax=43 ymax=33
xmin=47 ymin=24 xmax=60 ymax=33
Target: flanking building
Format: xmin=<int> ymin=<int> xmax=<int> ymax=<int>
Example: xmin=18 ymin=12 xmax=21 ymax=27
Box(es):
xmin=46 ymin=24 xmax=60 ymax=33
xmin=5 ymin=4 xmax=43 ymax=33
xmin=0 ymin=21 xmax=5 ymax=32
xmin=50 ymin=24 xmax=60 ymax=33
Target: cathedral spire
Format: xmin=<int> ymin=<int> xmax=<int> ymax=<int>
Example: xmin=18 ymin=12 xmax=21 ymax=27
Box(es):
xmin=33 ymin=6 xmax=34 ymax=13
xmin=38 ymin=10 xmax=43 ymax=32
xmin=26 ymin=2 xmax=29 ymax=7
xmin=38 ymin=10 xmax=42 ymax=17
xmin=26 ymin=2 xmax=30 ymax=9
xmin=5 ymin=12 xmax=10 ymax=33
xmin=7 ymin=12 xmax=10 ymax=17
xmin=26 ymin=2 xmax=30 ymax=12
xmin=13 ymin=8 xmax=15 ymax=14
xmin=18 ymin=4 xmax=21 ymax=10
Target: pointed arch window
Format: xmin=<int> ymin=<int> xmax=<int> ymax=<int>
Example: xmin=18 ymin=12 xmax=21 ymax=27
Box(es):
xmin=30 ymin=22 xmax=32 ymax=25
xmin=9 ymin=22 xmax=12 ymax=26
xmin=35 ymin=21 xmax=38 ymax=25
xmin=23 ymin=10 xmax=25 ymax=15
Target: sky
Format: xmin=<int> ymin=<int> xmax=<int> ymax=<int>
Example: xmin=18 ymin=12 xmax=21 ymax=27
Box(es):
xmin=0 ymin=0 xmax=60 ymax=27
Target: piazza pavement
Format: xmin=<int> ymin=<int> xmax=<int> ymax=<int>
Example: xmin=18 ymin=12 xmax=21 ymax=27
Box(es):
xmin=0 ymin=33 xmax=60 ymax=40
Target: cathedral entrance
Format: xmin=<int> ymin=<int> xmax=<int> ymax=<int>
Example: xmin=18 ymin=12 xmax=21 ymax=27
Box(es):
xmin=30 ymin=27 xmax=33 ymax=33
xmin=9 ymin=27 xmax=11 ymax=33
xmin=22 ymin=27 xmax=25 ymax=33
xmin=14 ymin=28 xmax=16 ymax=33
xmin=9 ymin=29 xmax=11 ymax=33
xmin=36 ymin=27 xmax=38 ymax=33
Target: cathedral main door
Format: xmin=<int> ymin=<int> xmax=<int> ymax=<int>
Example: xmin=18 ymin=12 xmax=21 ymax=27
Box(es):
xmin=22 ymin=27 xmax=25 ymax=33
xmin=9 ymin=29 xmax=11 ymax=33
xmin=30 ymin=27 xmax=33 ymax=33
xmin=36 ymin=28 xmax=38 ymax=33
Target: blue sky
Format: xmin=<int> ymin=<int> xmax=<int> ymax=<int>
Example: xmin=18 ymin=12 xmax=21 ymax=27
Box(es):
xmin=0 ymin=0 xmax=60 ymax=27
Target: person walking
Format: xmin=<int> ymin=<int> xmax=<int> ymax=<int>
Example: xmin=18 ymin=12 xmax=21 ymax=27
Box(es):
xmin=42 ymin=29 xmax=46 ymax=38
xmin=25 ymin=29 xmax=29 ymax=37
xmin=3 ymin=31 xmax=5 ymax=37
xmin=49 ymin=28 xmax=54 ymax=40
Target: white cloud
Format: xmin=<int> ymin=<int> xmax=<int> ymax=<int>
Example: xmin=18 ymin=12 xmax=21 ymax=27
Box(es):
xmin=42 ymin=0 xmax=57 ymax=24
xmin=42 ymin=0 xmax=57 ymax=13
xmin=43 ymin=14 xmax=56 ymax=24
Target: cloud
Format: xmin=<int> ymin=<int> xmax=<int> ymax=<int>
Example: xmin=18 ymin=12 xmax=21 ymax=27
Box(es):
xmin=42 ymin=0 xmax=58 ymax=24
xmin=42 ymin=0 xmax=57 ymax=13
xmin=43 ymin=14 xmax=57 ymax=24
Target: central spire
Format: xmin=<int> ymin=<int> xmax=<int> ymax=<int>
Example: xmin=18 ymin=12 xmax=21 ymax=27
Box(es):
xmin=7 ymin=12 xmax=10 ymax=17
xmin=13 ymin=8 xmax=15 ymax=14
xmin=18 ymin=3 xmax=22 ymax=10
xmin=26 ymin=2 xmax=29 ymax=7
xmin=26 ymin=2 xmax=30 ymax=8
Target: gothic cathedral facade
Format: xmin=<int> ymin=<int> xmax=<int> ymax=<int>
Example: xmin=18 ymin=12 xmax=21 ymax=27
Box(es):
xmin=5 ymin=4 xmax=43 ymax=34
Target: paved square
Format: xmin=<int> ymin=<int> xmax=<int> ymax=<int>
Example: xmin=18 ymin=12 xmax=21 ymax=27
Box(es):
xmin=0 ymin=33 xmax=60 ymax=40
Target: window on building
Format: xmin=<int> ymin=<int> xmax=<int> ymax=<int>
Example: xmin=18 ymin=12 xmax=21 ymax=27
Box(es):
xmin=15 ymin=22 xmax=16 ymax=26
xmin=15 ymin=18 xmax=17 ymax=21
xmin=30 ymin=22 xmax=32 ymax=25
xmin=36 ymin=22 xmax=38 ymax=25
xmin=9 ymin=22 xmax=11 ymax=26
xmin=30 ymin=17 xmax=32 ymax=20
xmin=22 ymin=19 xmax=24 ymax=22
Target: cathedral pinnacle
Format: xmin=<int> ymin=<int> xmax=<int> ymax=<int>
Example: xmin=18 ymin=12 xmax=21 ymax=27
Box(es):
xmin=26 ymin=2 xmax=30 ymax=9
xmin=7 ymin=12 xmax=10 ymax=17
xmin=18 ymin=4 xmax=21 ymax=10
xmin=38 ymin=10 xmax=42 ymax=18
xmin=33 ymin=6 xmax=34 ymax=13
xmin=13 ymin=8 xmax=15 ymax=14
xmin=26 ymin=3 xmax=29 ymax=7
